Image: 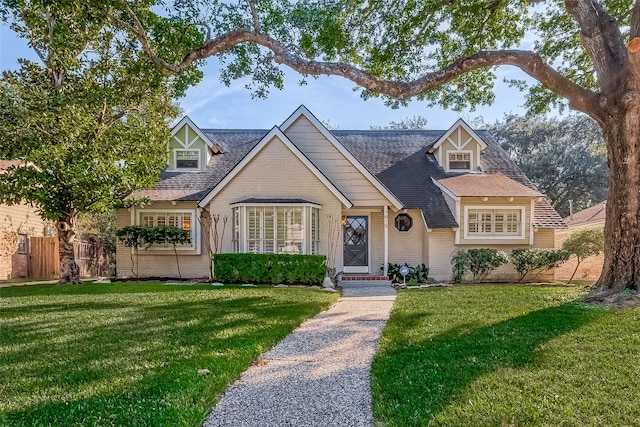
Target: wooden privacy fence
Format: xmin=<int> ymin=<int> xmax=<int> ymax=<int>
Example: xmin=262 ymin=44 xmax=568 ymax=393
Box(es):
xmin=28 ymin=237 xmax=112 ymax=279
xmin=29 ymin=237 xmax=59 ymax=279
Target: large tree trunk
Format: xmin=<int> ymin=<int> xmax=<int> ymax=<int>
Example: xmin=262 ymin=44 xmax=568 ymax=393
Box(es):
xmin=58 ymin=213 xmax=80 ymax=284
xmin=596 ymin=107 xmax=640 ymax=292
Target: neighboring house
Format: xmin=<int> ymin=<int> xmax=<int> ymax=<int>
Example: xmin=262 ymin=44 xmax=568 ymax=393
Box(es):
xmin=555 ymin=201 xmax=606 ymax=282
xmin=0 ymin=161 xmax=55 ymax=280
xmin=116 ymin=106 xmax=565 ymax=282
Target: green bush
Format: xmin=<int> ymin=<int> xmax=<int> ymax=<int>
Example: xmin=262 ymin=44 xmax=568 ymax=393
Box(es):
xmin=511 ymin=248 xmax=570 ymax=282
xmin=382 ymin=263 xmax=430 ymax=283
xmin=561 ymin=227 xmax=604 ymax=283
xmin=213 ymin=253 xmax=327 ymax=285
xmin=450 ymin=249 xmax=509 ymax=283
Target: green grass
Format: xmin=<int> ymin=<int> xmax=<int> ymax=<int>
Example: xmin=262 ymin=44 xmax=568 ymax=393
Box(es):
xmin=372 ymin=285 xmax=640 ymax=427
xmin=0 ymin=282 xmax=339 ymax=426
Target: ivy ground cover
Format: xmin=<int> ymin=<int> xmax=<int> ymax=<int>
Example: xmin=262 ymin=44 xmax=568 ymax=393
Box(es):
xmin=0 ymin=282 xmax=339 ymax=426
xmin=372 ymin=285 xmax=640 ymax=426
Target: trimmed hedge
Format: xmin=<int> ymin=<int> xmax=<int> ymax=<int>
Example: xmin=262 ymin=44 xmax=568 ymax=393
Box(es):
xmin=213 ymin=253 xmax=327 ymax=285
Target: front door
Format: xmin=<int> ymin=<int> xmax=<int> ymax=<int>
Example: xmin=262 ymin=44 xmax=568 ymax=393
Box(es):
xmin=343 ymin=216 xmax=368 ymax=273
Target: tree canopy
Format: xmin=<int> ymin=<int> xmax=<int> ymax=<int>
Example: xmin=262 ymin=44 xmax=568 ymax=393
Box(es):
xmin=370 ymin=115 xmax=429 ymax=130
xmin=487 ymin=114 xmax=608 ymax=217
xmin=0 ymin=0 xmax=203 ymax=282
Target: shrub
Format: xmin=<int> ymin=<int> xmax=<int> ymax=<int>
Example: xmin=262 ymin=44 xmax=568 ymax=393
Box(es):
xmin=561 ymin=227 xmax=605 ymax=283
xmin=511 ymin=248 xmax=570 ymax=282
xmin=117 ymin=225 xmax=190 ymax=278
xmin=450 ymin=249 xmax=509 ymax=283
xmin=382 ymin=263 xmax=430 ymax=283
xmin=213 ymin=253 xmax=327 ymax=285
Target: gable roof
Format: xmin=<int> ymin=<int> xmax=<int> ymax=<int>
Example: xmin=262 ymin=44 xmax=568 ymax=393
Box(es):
xmin=171 ymin=116 xmax=217 ymax=150
xmin=427 ymin=118 xmax=487 ymax=153
xmin=564 ymin=201 xmax=606 ymax=227
xmin=130 ymin=115 xmax=565 ymax=229
xmin=281 ymin=105 xmax=404 ymax=210
xmin=437 ymin=173 xmax=543 ymax=197
xmin=197 ymin=126 xmax=352 ymax=209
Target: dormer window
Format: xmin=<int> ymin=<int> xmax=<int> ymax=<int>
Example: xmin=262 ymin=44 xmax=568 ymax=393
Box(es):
xmin=175 ymin=149 xmax=199 ymax=170
xmin=447 ymin=152 xmax=471 ymax=171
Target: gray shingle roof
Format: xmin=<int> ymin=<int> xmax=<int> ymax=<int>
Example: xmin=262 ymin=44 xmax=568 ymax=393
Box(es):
xmin=131 ymin=126 xmax=565 ymax=229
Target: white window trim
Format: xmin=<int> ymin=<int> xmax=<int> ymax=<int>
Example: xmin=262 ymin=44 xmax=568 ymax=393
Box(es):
xmin=463 ymin=206 xmax=526 ymax=240
xmin=231 ymin=203 xmax=321 ymax=255
xmin=136 ymin=209 xmax=200 ymax=253
xmin=446 ymin=150 xmax=473 ymax=172
xmin=173 ymin=149 xmax=201 ymax=171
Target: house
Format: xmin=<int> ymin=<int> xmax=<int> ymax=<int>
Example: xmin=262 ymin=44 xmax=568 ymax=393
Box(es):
xmin=116 ymin=106 xmax=565 ymax=282
xmin=0 ymin=161 xmax=55 ymax=280
xmin=555 ymin=201 xmax=606 ymax=282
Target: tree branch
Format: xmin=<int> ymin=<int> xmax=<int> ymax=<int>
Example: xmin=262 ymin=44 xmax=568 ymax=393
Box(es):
xmin=247 ymin=0 xmax=261 ymax=33
xmin=564 ymin=0 xmax=626 ymax=88
xmin=118 ymin=21 xmax=599 ymax=116
xmin=631 ymin=0 xmax=640 ymax=38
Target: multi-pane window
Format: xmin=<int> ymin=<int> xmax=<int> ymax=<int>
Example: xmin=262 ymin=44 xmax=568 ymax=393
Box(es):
xmin=311 ymin=208 xmax=320 ymax=254
xmin=467 ymin=208 xmax=522 ymax=236
xmin=139 ymin=211 xmax=194 ymax=246
xmin=236 ymin=206 xmax=320 ymax=254
xmin=448 ymin=152 xmax=471 ymax=170
xmin=175 ymin=150 xmax=199 ymax=169
xmin=232 ymin=207 xmax=240 ymax=253
xmin=17 ymin=234 xmax=28 ymax=254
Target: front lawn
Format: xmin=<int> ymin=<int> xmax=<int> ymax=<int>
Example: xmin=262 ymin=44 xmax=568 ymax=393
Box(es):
xmin=372 ymin=285 xmax=640 ymax=426
xmin=0 ymin=282 xmax=339 ymax=426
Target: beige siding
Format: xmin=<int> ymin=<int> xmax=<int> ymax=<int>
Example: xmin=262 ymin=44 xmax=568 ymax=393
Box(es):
xmin=0 ymin=203 xmax=48 ymax=236
xmin=442 ymin=191 xmax=457 ymax=218
xmin=115 ymin=201 xmax=210 ymax=279
xmin=427 ymin=229 xmax=457 ymax=281
xmin=388 ymin=209 xmax=424 ymax=267
xmin=435 ymin=125 xmax=482 ymax=171
xmin=168 ymin=124 xmax=208 ymax=171
xmin=0 ymin=202 xmax=50 ymax=280
xmin=426 ymin=227 xmax=557 ymax=282
xmin=458 ymin=196 xmax=533 ymax=245
xmin=284 ymin=117 xmax=393 ymax=206
xmin=207 ymin=136 xmax=345 ymax=269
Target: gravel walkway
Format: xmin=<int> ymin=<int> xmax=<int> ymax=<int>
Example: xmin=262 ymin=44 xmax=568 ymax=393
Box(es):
xmin=203 ymin=286 xmax=397 ymax=427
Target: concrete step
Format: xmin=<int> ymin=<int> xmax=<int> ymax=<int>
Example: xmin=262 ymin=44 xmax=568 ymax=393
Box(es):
xmin=339 ymin=280 xmax=393 ymax=288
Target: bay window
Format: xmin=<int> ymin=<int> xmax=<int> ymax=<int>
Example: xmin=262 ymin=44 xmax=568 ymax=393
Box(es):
xmin=232 ymin=204 xmax=321 ymax=254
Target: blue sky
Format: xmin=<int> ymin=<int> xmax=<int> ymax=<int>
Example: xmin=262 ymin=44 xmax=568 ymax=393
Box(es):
xmin=0 ymin=23 xmax=534 ymax=130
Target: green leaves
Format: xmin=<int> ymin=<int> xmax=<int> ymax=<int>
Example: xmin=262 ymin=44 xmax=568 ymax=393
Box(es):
xmin=213 ymin=253 xmax=327 ymax=286
xmin=511 ymin=248 xmax=570 ymax=282
xmin=562 ymin=227 xmax=604 ymax=261
xmin=116 ymin=225 xmax=190 ymax=250
xmin=450 ymin=248 xmax=509 ymax=283
xmin=487 ymin=114 xmax=608 ymax=217
xmin=0 ymin=1 xmax=202 ymax=222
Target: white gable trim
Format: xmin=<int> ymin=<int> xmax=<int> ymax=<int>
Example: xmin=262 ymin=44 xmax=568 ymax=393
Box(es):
xmin=280 ymin=105 xmax=404 ymax=210
xmin=197 ymin=126 xmax=353 ymax=209
xmin=431 ymin=177 xmax=458 ymax=200
xmin=432 ymin=177 xmax=461 ymax=243
xmin=171 ymin=116 xmax=215 ymax=149
xmin=428 ymin=118 xmax=488 ymax=153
